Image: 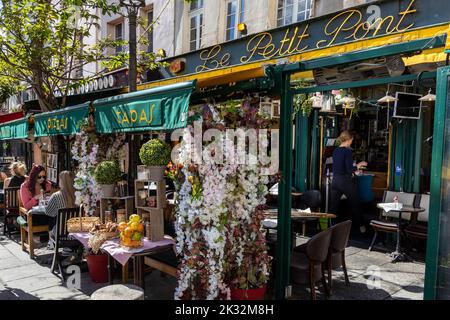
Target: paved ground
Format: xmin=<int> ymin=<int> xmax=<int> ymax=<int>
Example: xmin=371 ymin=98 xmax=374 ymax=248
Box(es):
xmin=0 ymin=226 xmax=424 ymax=300
xmin=289 ymin=236 xmax=425 ymax=300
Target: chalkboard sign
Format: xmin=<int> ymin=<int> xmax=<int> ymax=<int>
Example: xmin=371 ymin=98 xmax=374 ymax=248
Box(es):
xmin=393 ymin=92 xmax=422 ymax=119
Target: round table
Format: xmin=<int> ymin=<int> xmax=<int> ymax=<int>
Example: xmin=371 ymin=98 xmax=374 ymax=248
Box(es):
xmin=376 ymin=204 xmax=425 ymax=262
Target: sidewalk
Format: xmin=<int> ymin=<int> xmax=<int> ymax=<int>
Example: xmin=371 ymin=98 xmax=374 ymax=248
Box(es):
xmin=0 ymin=233 xmax=177 ymax=300
xmin=0 ymin=235 xmax=89 ymax=300
xmin=1 ymin=232 xmax=424 ymax=300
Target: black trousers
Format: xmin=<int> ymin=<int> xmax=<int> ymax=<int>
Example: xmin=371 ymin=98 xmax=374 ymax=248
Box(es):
xmin=329 ymin=175 xmax=362 ymax=228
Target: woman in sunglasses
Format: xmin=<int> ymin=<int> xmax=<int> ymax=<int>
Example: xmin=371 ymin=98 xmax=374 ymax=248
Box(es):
xmin=20 ymin=164 xmax=52 ymax=210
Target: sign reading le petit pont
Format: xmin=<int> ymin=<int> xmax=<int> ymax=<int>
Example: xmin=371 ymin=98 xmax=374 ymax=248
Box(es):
xmin=166 ymin=0 xmax=450 ymax=76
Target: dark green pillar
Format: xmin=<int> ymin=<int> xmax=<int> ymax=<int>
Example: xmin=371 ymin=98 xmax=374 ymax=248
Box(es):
xmin=275 ymin=71 xmax=293 ymax=300
xmin=413 ymin=115 xmax=423 ymax=192
xmin=310 ymin=109 xmax=320 ymax=190
xmin=294 ymin=114 xmax=308 ymax=192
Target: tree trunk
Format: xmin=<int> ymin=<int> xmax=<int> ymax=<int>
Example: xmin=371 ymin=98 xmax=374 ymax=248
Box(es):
xmin=129 ymin=12 xmax=138 ymax=93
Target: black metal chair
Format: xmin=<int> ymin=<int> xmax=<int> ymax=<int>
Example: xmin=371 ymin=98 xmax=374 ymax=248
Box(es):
xmin=369 ymin=191 xmax=416 ymax=251
xmin=3 ymin=187 xmax=20 ymax=238
xmin=51 ymin=207 xmax=82 ymax=280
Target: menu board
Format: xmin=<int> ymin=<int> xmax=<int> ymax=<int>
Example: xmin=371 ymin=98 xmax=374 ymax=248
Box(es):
xmin=45 ymin=153 xmax=58 ymax=184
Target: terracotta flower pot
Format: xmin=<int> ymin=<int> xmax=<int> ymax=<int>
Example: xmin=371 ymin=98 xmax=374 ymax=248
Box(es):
xmin=86 ymin=253 xmax=108 ymax=283
xmin=230 ymin=285 xmax=267 ymax=300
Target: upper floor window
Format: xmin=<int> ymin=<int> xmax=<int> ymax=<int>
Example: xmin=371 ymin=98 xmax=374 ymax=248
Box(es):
xmin=225 ymin=0 xmax=245 ymax=41
xmin=189 ymin=0 xmax=204 ymax=51
xmin=115 ymin=23 xmax=123 ymax=54
xmin=190 ymin=0 xmax=204 ymax=11
xmin=277 ymin=0 xmax=312 ymax=27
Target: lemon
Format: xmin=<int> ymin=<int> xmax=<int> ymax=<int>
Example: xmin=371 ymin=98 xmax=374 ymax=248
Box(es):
xmin=131 ymin=232 xmax=142 ymax=241
xmin=130 ymin=222 xmax=139 ymax=231
xmin=129 ymin=214 xmax=140 ymax=223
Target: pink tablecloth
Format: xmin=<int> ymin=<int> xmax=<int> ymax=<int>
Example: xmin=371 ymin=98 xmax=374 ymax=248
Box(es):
xmin=69 ymin=232 xmax=175 ymax=266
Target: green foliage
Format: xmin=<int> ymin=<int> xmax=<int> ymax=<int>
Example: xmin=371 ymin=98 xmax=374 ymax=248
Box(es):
xmin=139 ymin=139 xmax=172 ymax=167
xmin=94 ymin=160 xmax=122 ymax=184
xmin=292 ymin=80 xmax=314 ymax=118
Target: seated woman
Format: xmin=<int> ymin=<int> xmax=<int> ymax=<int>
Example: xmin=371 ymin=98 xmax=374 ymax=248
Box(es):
xmin=20 ymin=164 xmax=52 ymax=211
xmin=45 ymin=171 xmax=76 ymax=236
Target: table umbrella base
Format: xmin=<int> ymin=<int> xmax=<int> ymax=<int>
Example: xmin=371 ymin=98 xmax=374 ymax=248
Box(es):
xmin=389 ymin=251 xmax=412 ymax=263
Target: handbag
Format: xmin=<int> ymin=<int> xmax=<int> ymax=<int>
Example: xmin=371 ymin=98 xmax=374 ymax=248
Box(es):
xmin=66 ymin=205 xmax=101 ymax=233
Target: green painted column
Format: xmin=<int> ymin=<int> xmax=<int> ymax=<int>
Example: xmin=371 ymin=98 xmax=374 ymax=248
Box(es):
xmin=294 ymin=114 xmax=309 ymax=192
xmin=424 ymin=66 xmax=450 ymax=300
xmin=310 ymin=109 xmax=320 ymax=190
xmin=275 ymin=71 xmax=293 ymax=300
xmin=413 ymin=114 xmax=423 ymax=193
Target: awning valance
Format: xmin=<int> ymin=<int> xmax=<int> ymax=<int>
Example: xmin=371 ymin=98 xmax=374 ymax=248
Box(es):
xmin=94 ymin=81 xmax=196 ymax=134
xmin=33 ymin=102 xmax=90 ymax=137
xmin=0 ymin=111 xmax=24 ymax=124
xmin=0 ymin=118 xmax=28 ymax=140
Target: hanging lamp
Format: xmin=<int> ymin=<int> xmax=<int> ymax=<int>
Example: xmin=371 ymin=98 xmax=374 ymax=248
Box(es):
xmin=419 ymin=89 xmax=436 ymax=102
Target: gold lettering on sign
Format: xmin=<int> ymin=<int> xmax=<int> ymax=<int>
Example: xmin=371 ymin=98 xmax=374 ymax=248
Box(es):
xmin=196 ymin=45 xmax=231 ymax=72
xmin=317 ymin=10 xmax=362 ymax=48
xmin=241 ymin=27 xmax=310 ymax=63
xmin=47 ymin=117 xmax=68 ymax=131
xmin=319 ymin=0 xmax=416 ymax=47
xmin=192 ymin=0 xmax=417 ymax=71
xmin=116 ymin=105 xmax=156 ymax=126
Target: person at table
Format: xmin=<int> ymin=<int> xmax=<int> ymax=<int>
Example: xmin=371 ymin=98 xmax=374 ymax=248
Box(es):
xmin=3 ymin=162 xmax=27 ymax=189
xmin=329 ymin=130 xmax=368 ymax=234
xmin=45 ymin=171 xmax=76 ymax=236
xmin=20 ymin=164 xmax=52 ymax=210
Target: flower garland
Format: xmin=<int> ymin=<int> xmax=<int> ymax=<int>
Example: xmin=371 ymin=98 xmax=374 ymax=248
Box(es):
xmin=71 ymin=123 xmax=101 ymax=216
xmin=172 ymin=99 xmax=274 ymax=299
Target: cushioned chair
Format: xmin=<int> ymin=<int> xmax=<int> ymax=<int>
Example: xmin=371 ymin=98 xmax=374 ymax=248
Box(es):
xmin=369 ymin=191 xmax=416 ymax=251
xmin=404 ymin=194 xmax=429 ymax=246
xmin=51 ymin=207 xmax=82 ymax=280
xmin=325 ymin=220 xmax=352 ymax=293
xmin=291 ymin=228 xmax=332 ymax=300
xmin=3 ymin=187 xmax=20 ymax=238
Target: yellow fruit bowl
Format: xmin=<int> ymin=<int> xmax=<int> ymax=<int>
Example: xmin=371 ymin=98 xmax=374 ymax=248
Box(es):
xmin=118 ymin=214 xmax=145 ymax=248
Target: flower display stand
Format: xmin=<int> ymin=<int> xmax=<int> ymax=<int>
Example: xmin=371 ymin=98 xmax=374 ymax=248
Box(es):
xmin=134 ymin=178 xmax=165 ymax=241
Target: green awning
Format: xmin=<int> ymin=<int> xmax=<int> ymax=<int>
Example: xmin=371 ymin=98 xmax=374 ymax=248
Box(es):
xmin=0 ymin=118 xmax=29 ymax=140
xmin=94 ymin=81 xmax=196 ymax=134
xmin=33 ymin=102 xmax=90 ymax=137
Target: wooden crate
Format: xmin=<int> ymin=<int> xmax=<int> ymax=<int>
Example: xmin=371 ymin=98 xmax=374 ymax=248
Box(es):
xmin=134 ymin=180 xmax=166 ymax=210
xmin=135 ymin=177 xmax=166 ymax=241
xmin=137 ymin=207 xmax=164 ymax=241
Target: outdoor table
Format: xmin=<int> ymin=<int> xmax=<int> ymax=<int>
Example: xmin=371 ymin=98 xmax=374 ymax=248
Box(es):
xmin=376 ymin=203 xmax=425 ymax=263
xmin=262 ymin=208 xmax=336 ymax=236
xmin=69 ymin=232 xmax=175 ymax=291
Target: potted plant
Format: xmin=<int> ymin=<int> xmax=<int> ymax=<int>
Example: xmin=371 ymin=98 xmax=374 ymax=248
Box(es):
xmin=94 ymin=160 xmax=122 ymax=197
xmin=225 ymin=206 xmax=272 ymax=300
xmin=84 ymin=248 xmax=109 ymax=283
xmin=139 ymin=139 xmax=172 ymax=181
